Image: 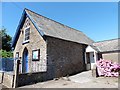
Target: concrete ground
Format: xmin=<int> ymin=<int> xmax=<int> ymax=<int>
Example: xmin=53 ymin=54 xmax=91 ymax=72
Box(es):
xmin=18 ymin=77 xmax=118 ymax=88
xmin=68 ymin=70 xmax=94 ymax=83
xmin=0 ymin=84 xmax=2 ymax=90
xmin=0 ymin=70 xmax=118 ymax=88
xmin=18 ymin=70 xmax=118 ymax=88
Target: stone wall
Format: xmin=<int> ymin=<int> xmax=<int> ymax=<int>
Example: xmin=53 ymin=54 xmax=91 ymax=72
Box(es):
xmin=0 ymin=72 xmax=3 ymax=84
xmin=102 ymin=52 xmax=120 ymax=63
xmin=46 ymin=36 xmax=87 ymax=78
xmin=2 ymin=72 xmax=14 ymax=88
xmin=18 ymin=72 xmax=47 ymax=87
xmin=14 ymin=17 xmax=47 ymax=73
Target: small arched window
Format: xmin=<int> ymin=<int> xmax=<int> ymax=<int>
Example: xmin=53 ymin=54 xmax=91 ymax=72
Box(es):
xmin=24 ymin=27 xmax=30 ymax=41
xmin=23 ymin=18 xmax=30 ymax=42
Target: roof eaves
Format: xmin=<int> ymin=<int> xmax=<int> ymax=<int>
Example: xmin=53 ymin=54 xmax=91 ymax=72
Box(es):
xmin=95 ymin=38 xmax=120 ymax=43
xmin=12 ymin=10 xmax=26 ymax=48
xmin=12 ymin=9 xmax=46 ymax=48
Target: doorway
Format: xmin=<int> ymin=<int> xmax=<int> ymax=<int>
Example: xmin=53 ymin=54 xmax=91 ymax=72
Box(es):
xmin=86 ymin=52 xmax=91 ymax=70
xmin=22 ymin=48 xmax=29 ymax=73
xmin=86 ymin=52 xmax=95 ymax=70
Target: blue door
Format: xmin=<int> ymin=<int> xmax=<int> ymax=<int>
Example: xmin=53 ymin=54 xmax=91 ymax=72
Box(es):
xmin=22 ymin=48 xmax=28 ymax=73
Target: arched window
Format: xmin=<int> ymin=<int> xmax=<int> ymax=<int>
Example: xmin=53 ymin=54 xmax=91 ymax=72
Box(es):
xmin=24 ymin=27 xmax=30 ymax=41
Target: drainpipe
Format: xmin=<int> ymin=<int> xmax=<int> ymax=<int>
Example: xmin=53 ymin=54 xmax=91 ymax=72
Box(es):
xmin=94 ymin=51 xmax=96 ymax=64
xmin=85 ymin=52 xmax=87 ymax=64
xmin=13 ymin=60 xmax=20 ymax=88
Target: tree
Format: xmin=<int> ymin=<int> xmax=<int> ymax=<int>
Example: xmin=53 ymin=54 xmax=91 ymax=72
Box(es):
xmin=0 ymin=49 xmax=13 ymax=58
xmin=0 ymin=27 xmax=13 ymax=58
xmin=0 ymin=28 xmax=12 ymax=51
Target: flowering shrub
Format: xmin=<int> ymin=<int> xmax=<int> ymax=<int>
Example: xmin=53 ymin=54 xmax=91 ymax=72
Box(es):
xmin=96 ymin=59 xmax=120 ymax=77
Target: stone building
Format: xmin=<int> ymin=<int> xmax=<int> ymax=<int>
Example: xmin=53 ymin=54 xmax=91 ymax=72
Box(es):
xmin=12 ymin=8 xmax=93 ymax=81
xmin=11 ymin=8 xmax=119 ymax=86
xmin=85 ymin=38 xmax=120 ymax=70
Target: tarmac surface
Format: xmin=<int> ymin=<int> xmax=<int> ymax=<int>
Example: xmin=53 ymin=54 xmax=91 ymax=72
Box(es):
xmin=19 ymin=70 xmax=118 ymax=88
xmin=0 ymin=70 xmax=119 ymax=88
xmin=68 ymin=70 xmax=94 ymax=83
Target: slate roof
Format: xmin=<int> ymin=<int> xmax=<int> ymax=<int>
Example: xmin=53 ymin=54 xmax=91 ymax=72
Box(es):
xmin=89 ymin=45 xmax=100 ymax=52
xmin=12 ymin=9 xmax=94 ymax=48
xmin=93 ymin=38 xmax=120 ymax=52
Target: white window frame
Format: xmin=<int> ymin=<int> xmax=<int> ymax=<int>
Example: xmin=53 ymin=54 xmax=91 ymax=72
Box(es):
xmin=23 ymin=26 xmax=30 ymax=43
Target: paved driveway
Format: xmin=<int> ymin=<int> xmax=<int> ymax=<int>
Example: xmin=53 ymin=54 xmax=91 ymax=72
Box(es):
xmin=19 ymin=70 xmax=118 ymax=88
xmin=0 ymin=84 xmax=2 ymax=90
xmin=68 ymin=70 xmax=94 ymax=83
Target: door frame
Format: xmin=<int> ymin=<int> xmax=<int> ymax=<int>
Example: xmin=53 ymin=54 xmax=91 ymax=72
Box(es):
xmin=85 ymin=52 xmax=98 ymax=70
xmin=22 ymin=47 xmax=29 ymax=73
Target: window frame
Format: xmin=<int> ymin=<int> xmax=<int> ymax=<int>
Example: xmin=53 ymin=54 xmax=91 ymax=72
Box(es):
xmin=15 ymin=52 xmax=19 ymax=60
xmin=23 ymin=26 xmax=30 ymax=43
xmin=32 ymin=49 xmax=40 ymax=61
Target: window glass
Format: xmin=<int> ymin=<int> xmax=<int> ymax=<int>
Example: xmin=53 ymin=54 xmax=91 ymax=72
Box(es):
xmin=25 ymin=28 xmax=30 ymax=41
xmin=16 ymin=52 xmax=19 ymax=60
xmin=32 ymin=49 xmax=40 ymax=61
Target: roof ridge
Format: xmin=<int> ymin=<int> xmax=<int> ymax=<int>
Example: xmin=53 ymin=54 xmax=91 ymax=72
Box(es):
xmin=94 ymin=38 xmax=120 ymax=43
xmin=25 ymin=8 xmax=86 ymax=35
xmin=24 ymin=8 xmax=94 ymax=45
